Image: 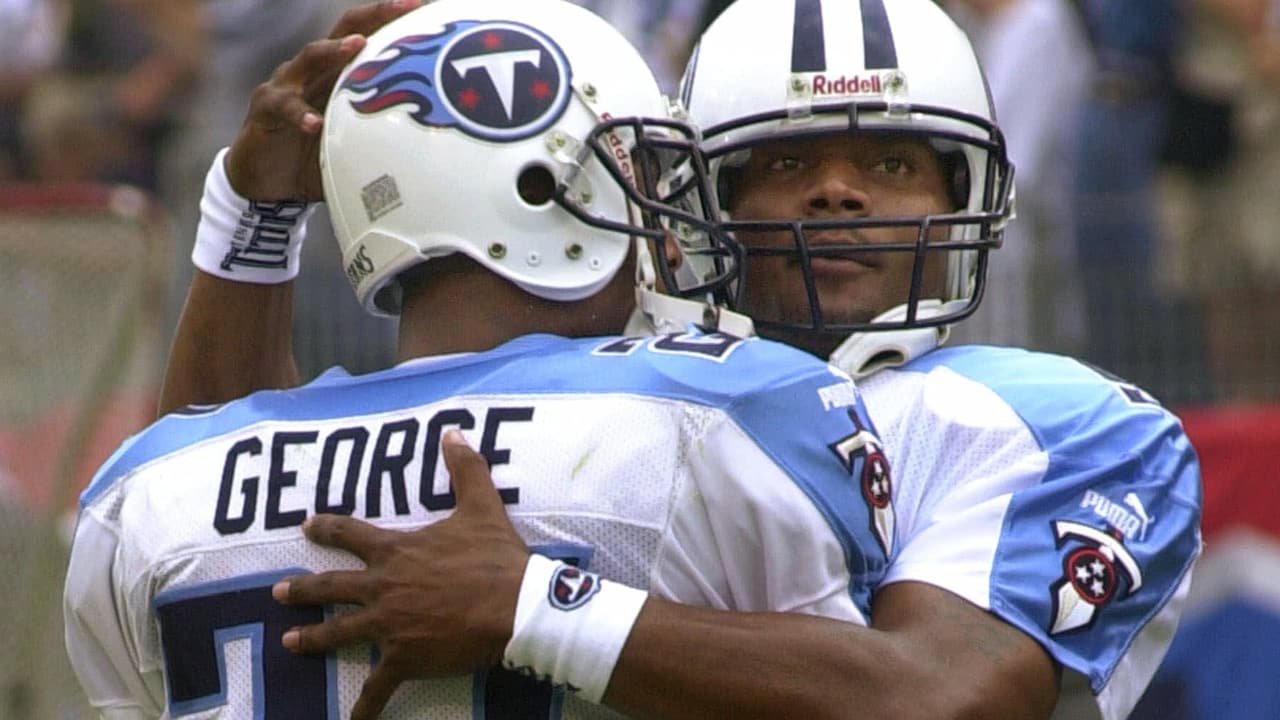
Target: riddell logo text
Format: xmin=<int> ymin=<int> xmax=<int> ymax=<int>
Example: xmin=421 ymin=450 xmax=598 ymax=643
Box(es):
xmin=598 ymin=112 xmax=635 ymax=186
xmin=812 ymin=74 xmax=883 ymax=96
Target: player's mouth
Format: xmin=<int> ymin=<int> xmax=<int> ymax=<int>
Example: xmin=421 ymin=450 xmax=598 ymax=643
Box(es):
xmin=801 ymin=233 xmax=883 ymax=275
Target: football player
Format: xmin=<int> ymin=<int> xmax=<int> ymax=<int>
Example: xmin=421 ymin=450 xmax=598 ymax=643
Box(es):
xmin=63 ymin=1 xmax=892 ymax=718
xmin=143 ymin=0 xmax=1203 ymax=719
xmin=662 ymin=5 xmax=1201 ymax=717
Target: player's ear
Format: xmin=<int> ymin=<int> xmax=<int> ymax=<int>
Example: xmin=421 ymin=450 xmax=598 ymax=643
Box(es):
xmin=644 ymin=231 xmax=684 ymax=294
xmin=663 ymin=230 xmax=684 ymax=271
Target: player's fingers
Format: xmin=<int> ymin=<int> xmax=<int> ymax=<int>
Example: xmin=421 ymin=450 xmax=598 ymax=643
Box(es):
xmin=441 ymin=430 xmax=505 ymax=515
xmin=328 ymin=0 xmax=423 ymax=40
xmin=246 ymin=80 xmax=324 ymax=134
xmin=247 ymin=35 xmax=361 ymax=135
xmin=281 ymin=610 xmax=376 ymax=654
xmin=274 ymin=568 xmax=376 ymax=606
xmin=275 ymin=34 xmax=367 ymax=94
xmin=350 ymin=663 xmax=405 ymax=720
xmin=303 ymin=514 xmax=391 ymax=563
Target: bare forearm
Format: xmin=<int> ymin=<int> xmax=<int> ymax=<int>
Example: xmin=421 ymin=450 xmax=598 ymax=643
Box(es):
xmin=603 ymin=600 xmax=914 ymax=720
xmin=158 ymin=270 xmax=299 ymax=416
xmin=603 ymin=583 xmax=1058 ymax=720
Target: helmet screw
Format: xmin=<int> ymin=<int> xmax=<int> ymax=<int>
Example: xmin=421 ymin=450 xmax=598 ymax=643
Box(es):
xmin=790 ymin=77 xmax=807 ymax=92
xmin=580 ymin=191 xmax=593 ymax=205
xmin=488 ymin=243 xmax=507 ymax=259
xmin=582 ymin=83 xmax=598 ymax=99
xmin=527 ymin=251 xmax=542 ymax=267
xmin=565 ymin=243 xmax=584 ymax=260
xmin=550 ymin=132 xmax=567 ymax=149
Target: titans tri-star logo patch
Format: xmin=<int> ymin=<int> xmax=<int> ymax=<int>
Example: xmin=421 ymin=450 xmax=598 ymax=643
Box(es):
xmin=1048 ymin=520 xmax=1144 ymax=635
xmin=830 ymin=409 xmax=895 ymax=556
xmin=340 ymin=20 xmax=572 ymax=142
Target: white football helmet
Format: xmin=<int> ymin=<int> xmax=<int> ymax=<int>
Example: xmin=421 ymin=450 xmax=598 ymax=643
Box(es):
xmin=680 ymin=0 xmax=1014 ymax=335
xmin=322 ymin=0 xmax=731 ymax=315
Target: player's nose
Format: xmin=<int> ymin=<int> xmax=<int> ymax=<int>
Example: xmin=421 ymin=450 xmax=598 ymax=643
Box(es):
xmin=806 ymin=164 xmax=871 ymax=216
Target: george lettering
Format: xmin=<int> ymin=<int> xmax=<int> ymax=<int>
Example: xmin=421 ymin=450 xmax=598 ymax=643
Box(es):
xmin=213 ymin=406 xmax=536 ymax=535
xmin=266 ymin=431 xmax=318 ymax=530
xmin=421 ymin=410 xmax=477 ymax=511
xmin=215 ymin=438 xmax=263 ymax=535
xmin=316 ymin=427 xmax=370 ymax=515
xmin=478 ymin=407 xmax=534 ymax=506
xmin=367 ymin=419 xmax=419 ymax=517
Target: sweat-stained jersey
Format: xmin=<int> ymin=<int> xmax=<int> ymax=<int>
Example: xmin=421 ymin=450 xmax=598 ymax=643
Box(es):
xmin=859 ymin=344 xmax=1202 ymax=720
xmin=64 ymin=331 xmax=892 ymax=720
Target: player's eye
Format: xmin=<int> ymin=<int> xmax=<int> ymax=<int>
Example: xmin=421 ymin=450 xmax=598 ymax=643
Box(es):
xmin=873 ymin=156 xmax=910 ymax=174
xmin=767 ymin=156 xmax=805 ymax=172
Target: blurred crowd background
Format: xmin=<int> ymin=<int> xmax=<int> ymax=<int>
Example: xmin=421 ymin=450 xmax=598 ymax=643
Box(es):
xmin=3 ymin=0 xmax=1278 ymax=400
xmin=1 ymin=0 xmax=1278 ymax=717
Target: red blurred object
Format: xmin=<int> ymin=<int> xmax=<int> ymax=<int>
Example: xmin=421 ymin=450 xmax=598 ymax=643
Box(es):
xmin=1177 ymin=405 xmax=1280 ymax=538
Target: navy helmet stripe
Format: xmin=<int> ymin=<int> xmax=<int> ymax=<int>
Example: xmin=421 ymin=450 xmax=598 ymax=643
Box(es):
xmin=791 ymin=0 xmax=827 ymax=73
xmin=859 ymin=0 xmax=898 ymax=69
xmin=680 ymin=42 xmax=699 ymax=109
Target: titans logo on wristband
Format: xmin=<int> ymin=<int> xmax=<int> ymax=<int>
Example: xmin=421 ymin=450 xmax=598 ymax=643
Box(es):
xmin=340 ymin=19 xmax=572 ymax=142
xmin=548 ymin=565 xmax=600 ymax=611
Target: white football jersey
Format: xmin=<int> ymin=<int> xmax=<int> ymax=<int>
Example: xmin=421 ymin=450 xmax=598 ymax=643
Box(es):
xmin=861 ymin=344 xmax=1202 ymax=720
xmin=65 ymin=331 xmax=892 ymax=719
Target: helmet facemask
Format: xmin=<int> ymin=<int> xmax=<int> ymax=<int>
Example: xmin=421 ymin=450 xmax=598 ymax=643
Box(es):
xmin=676 ymin=0 xmax=1016 ymax=350
xmin=557 ymin=113 xmax=741 ymax=306
xmin=703 ymin=102 xmax=1013 ymax=344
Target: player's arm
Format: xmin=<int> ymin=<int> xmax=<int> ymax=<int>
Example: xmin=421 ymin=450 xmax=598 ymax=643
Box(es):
xmin=604 ymin=582 xmax=1057 ymax=720
xmin=600 ymin=394 xmax=1059 ymax=719
xmin=880 ymin=356 xmax=1203 ymax=720
xmin=160 ymin=271 xmax=300 ymax=414
xmin=275 ymin=432 xmax=1058 ymax=720
xmin=157 ymin=0 xmax=423 ymax=416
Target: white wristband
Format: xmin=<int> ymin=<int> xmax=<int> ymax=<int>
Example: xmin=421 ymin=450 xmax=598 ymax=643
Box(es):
xmin=502 ymin=553 xmax=648 ymax=704
xmin=192 ymin=147 xmax=319 ymax=284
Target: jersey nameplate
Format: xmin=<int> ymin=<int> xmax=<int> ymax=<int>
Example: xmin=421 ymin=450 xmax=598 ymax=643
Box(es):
xmin=214 ymin=405 xmax=534 ymax=534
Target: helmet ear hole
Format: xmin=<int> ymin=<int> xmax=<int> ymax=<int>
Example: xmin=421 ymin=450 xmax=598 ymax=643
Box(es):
xmin=945 ymin=152 xmax=970 ymax=210
xmin=716 ymin=166 xmax=739 ymax=212
xmin=518 ymin=164 xmax=558 ymax=206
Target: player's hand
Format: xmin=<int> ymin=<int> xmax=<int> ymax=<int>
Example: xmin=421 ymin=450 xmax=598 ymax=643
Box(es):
xmin=224 ymin=0 xmax=423 ymax=201
xmin=273 ymin=430 xmax=529 ymax=720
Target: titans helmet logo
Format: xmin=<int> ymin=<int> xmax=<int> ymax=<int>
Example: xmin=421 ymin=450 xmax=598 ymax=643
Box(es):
xmin=340 ymin=20 xmax=572 ymax=142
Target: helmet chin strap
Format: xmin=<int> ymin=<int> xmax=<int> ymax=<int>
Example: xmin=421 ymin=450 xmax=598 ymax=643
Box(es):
xmin=630 ymin=236 xmax=952 ymax=367
xmin=629 ymin=286 xmax=756 ymax=337
xmin=827 ymin=301 xmax=956 ymax=379
xmin=628 ymin=238 xmax=755 ymax=337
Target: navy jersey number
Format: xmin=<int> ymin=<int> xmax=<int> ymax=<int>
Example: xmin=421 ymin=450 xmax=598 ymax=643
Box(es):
xmin=156 ymin=548 xmax=593 ymax=718
xmin=595 ymin=331 xmax=744 ymax=361
xmin=154 ymin=570 xmax=327 ymax=719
